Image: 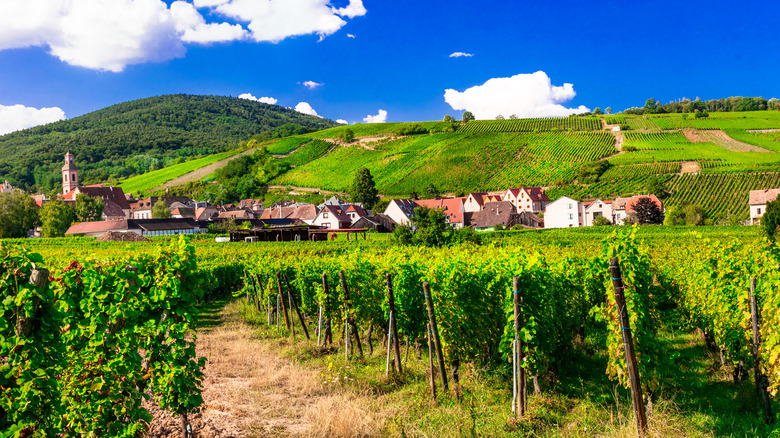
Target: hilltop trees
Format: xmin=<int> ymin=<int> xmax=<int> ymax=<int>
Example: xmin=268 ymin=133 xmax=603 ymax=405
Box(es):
xmin=350 ymin=167 xmax=379 ymax=210
xmin=0 ymin=190 xmax=38 ymax=238
xmin=462 ymin=111 xmax=474 ymax=123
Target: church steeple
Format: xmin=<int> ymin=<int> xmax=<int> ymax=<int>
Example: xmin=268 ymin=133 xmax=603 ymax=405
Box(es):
xmin=62 ymin=151 xmax=78 ymax=194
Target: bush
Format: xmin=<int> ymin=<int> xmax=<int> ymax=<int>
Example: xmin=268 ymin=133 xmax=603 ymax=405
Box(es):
xmin=620 ymin=124 xmax=631 ymax=131
xmin=593 ymin=215 xmax=612 ymax=226
xmin=623 ymin=145 xmax=638 ymax=152
xmin=395 ymin=123 xmax=428 ymax=136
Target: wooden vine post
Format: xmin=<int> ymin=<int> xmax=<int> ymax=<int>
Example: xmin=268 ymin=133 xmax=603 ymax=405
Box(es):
xmin=275 ymin=272 xmax=291 ymax=332
xmin=284 ymin=275 xmax=311 ymax=340
xmin=750 ymin=277 xmax=774 ymax=424
xmin=254 ymin=274 xmax=263 ymax=312
xmin=427 ymin=322 xmax=437 ymax=399
xmin=322 ymin=272 xmax=332 ymax=345
xmin=339 ymin=270 xmax=364 ymax=358
xmin=386 ymin=273 xmax=403 ymax=374
xmin=610 ymin=257 xmax=648 ymax=437
xmin=513 ymin=276 xmax=527 ymax=417
xmin=423 ymin=281 xmax=448 ymax=392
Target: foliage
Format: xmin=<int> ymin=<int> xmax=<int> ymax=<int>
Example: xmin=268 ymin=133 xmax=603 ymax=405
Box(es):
xmin=593 ymin=215 xmax=612 ymax=226
xmin=0 ymin=190 xmax=39 ymax=238
xmin=409 ymin=207 xmax=450 ymax=247
xmin=395 ymin=123 xmax=429 ymax=136
xmin=152 ymin=200 xmax=172 ymax=219
xmin=422 ymin=183 xmax=440 ymax=199
xmin=462 ymin=111 xmax=475 ymax=123
xmin=40 ymin=198 xmax=75 ymax=237
xmin=763 ymin=198 xmax=780 ymax=241
xmin=578 ymin=160 xmax=611 ymax=184
xmin=204 ymin=147 xmax=285 ymax=204
xmin=645 ymin=176 xmax=667 ymax=199
xmin=0 ymin=237 xmax=207 ymax=436
xmin=349 ymin=167 xmax=379 ymax=210
xmin=74 ymin=193 xmax=104 ymax=222
xmin=633 ymin=196 xmax=664 ymax=224
xmin=337 ymin=129 xmax=355 ymax=143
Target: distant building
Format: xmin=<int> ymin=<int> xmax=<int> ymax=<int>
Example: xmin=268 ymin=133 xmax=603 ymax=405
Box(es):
xmin=65 ymin=218 xmax=204 ymax=238
xmin=544 ymin=196 xmax=585 ymax=228
xmin=472 ymin=201 xmax=518 ymax=230
xmin=62 ymin=152 xmax=78 ymax=194
xmin=383 ymin=199 xmax=417 ymax=226
xmin=415 ymin=197 xmax=468 ymax=229
xmin=749 ymin=189 xmax=780 ymax=225
xmin=584 ymin=199 xmax=614 ymax=226
xmin=312 ymin=205 xmax=352 ymax=229
xmin=0 ymin=180 xmax=13 ymax=193
xmin=62 ymin=184 xmax=131 ymax=220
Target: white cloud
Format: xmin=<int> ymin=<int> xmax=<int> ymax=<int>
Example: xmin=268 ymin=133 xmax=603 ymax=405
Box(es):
xmin=302 ymin=80 xmax=323 ymax=89
xmin=336 ymin=119 xmax=348 ymax=124
xmin=203 ymin=0 xmax=366 ymax=43
xmin=0 ymin=0 xmax=365 ymax=72
xmin=363 ymin=109 xmax=387 ymax=123
xmin=347 ymin=33 xmax=356 ymax=38
xmin=0 ymin=104 xmax=66 ymax=135
xmin=295 ymin=102 xmax=319 ymax=117
xmin=238 ymin=93 xmax=277 ymax=105
xmin=449 ymin=52 xmax=473 ymax=58
xmin=443 ymin=71 xmax=590 ymax=119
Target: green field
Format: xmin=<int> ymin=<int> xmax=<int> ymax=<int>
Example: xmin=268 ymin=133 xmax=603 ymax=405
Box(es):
xmin=118 ymin=149 xmax=242 ymax=196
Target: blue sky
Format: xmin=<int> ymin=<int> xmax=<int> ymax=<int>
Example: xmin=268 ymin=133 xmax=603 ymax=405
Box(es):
xmin=0 ymin=0 xmax=778 ymax=133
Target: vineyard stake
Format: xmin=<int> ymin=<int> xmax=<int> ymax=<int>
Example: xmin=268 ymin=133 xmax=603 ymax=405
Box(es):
xmin=513 ymin=276 xmax=527 ymax=416
xmin=428 ymin=322 xmax=437 ymax=399
xmin=750 ymin=277 xmax=774 ymax=424
xmin=423 ymin=282 xmax=448 ymax=392
xmin=317 ymin=306 xmax=323 ymax=346
xmin=386 ymin=274 xmax=403 ymax=374
xmin=276 ymin=294 xmax=280 ymax=335
xmin=339 ymin=270 xmax=364 ymax=358
xmin=322 ymin=273 xmax=332 ymax=346
xmin=276 ymin=272 xmax=292 ymax=331
xmin=284 ymin=274 xmax=310 ymax=340
xmin=610 ymin=257 xmax=648 ymax=437
xmin=512 ymin=339 xmax=517 ymax=416
xmin=385 ymin=311 xmax=394 ymax=376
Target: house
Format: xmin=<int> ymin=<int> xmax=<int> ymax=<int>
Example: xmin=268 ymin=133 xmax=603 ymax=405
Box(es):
xmin=343 ymin=204 xmax=369 ymax=225
xmin=218 ymin=210 xmax=253 ymax=220
xmin=472 ymin=201 xmax=518 ymax=230
xmin=415 ymin=197 xmax=468 ymax=229
xmin=65 ymin=218 xmax=204 ymax=238
xmin=517 ymin=211 xmax=543 ymax=228
xmin=463 ymin=193 xmax=488 ymax=213
xmin=171 ymin=207 xmax=195 ymax=219
xmin=749 ymin=189 xmax=780 ymax=224
xmin=0 ymin=180 xmax=13 ymax=193
xmin=352 ymin=214 xmax=397 ymax=233
xmin=612 ymin=194 xmax=664 ymax=224
xmin=384 ymin=199 xmax=417 ymax=226
xmin=311 ymin=205 xmax=352 ymax=229
xmin=515 ymin=187 xmax=550 ymax=213
xmin=130 ymin=196 xmax=193 ymax=219
xmin=544 ymin=196 xmax=585 ymax=228
xmin=63 ymin=184 xmax=132 ymax=220
xmin=584 ymin=199 xmax=614 ymax=226
xmin=194 ymin=206 xmax=219 ymax=221
xmin=260 ymin=203 xmax=319 ymax=223
xmin=238 ymin=199 xmax=264 ymax=213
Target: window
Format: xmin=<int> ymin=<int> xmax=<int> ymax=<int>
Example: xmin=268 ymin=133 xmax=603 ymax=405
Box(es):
xmin=568 ymin=203 xmax=572 ymax=209
xmin=568 ymin=214 xmax=573 ymax=219
xmin=72 ymin=173 xmax=76 ymax=181
xmin=323 ymin=222 xmax=331 ymax=228
xmin=758 ymin=208 xmax=762 ymax=215
xmin=323 ymin=212 xmax=329 ymax=218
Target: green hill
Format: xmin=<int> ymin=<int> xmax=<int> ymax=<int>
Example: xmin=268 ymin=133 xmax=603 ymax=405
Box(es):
xmin=266 ymin=111 xmax=780 ymax=222
xmin=0 ymin=94 xmax=337 ymax=192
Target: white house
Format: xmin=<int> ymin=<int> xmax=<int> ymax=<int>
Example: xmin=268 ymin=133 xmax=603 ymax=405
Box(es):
xmin=312 ymin=205 xmax=352 ymax=229
xmin=384 ymin=199 xmax=417 ymax=226
xmin=544 ymin=196 xmax=585 ymax=228
xmin=749 ymin=189 xmax=780 ymax=225
xmin=584 ymin=199 xmax=614 ymax=226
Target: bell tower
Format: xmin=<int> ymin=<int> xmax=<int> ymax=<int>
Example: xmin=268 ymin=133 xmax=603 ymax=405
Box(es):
xmin=62 ymin=151 xmax=78 ymax=194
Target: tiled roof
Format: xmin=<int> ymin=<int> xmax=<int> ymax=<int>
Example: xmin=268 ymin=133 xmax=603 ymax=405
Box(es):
xmin=415 ymin=197 xmax=466 ymax=224
xmin=521 ymin=187 xmax=550 ymax=202
xmin=64 ymin=185 xmax=131 ymax=210
xmin=472 ymin=201 xmax=517 ymax=228
xmin=389 ymin=199 xmax=417 ymax=217
xmin=320 ymin=204 xmax=352 ymax=222
xmin=625 ymin=195 xmax=664 ymax=213
xmin=749 ymin=189 xmax=780 ymax=205
xmin=66 ymin=220 xmax=130 ymax=235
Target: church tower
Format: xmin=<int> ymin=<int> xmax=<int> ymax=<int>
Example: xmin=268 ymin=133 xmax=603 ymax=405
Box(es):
xmin=62 ymin=151 xmax=78 ymax=194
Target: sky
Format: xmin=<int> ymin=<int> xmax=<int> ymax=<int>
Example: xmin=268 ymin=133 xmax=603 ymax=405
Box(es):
xmin=1 ymin=0 xmax=779 ymax=134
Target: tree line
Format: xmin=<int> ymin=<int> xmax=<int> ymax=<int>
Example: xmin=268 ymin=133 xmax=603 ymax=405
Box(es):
xmin=624 ymin=96 xmax=779 ymax=115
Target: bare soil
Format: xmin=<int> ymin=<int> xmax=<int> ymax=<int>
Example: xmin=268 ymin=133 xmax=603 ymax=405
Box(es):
xmin=680 ymin=161 xmax=700 ymax=174
xmin=683 ymin=129 xmax=772 ymax=153
xmin=682 ymin=130 xmax=707 ymax=143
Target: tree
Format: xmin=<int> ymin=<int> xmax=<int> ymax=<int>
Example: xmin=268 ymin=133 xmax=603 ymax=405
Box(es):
xmin=74 ymin=193 xmax=104 ymax=222
xmin=423 ymin=183 xmax=440 ymax=199
xmin=39 ymin=198 xmax=75 ymax=237
xmin=763 ymin=198 xmax=780 ymax=241
xmin=337 ymin=128 xmax=355 ymax=143
xmin=350 ymin=167 xmax=379 ymax=210
xmin=152 ymin=200 xmax=171 ymax=219
xmin=443 ymin=115 xmax=454 ymax=123
xmin=409 ymin=189 xmax=420 ymax=200
xmin=0 ymin=190 xmax=39 ymax=238
xmin=644 ymin=98 xmax=658 ymax=114
xmin=633 ymin=197 xmax=664 ymax=224
xmin=593 ymin=107 xmax=603 ymax=115
xmin=645 ymin=176 xmax=668 ymax=199
xmin=495 ymin=114 xmax=505 ymax=120
xmin=605 ymin=107 xmax=613 ymax=115
xmin=462 ymin=111 xmax=474 ymax=123
xmin=410 ymin=206 xmax=449 ymax=247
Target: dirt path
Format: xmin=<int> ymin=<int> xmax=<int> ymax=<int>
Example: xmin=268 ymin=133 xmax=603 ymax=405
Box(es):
xmin=151 ymin=149 xmax=257 ymax=191
xmin=148 ymin=299 xmax=375 ymax=438
xmin=680 ymin=161 xmax=701 ymax=174
xmin=682 ymin=129 xmax=772 ymax=153
xmin=600 ymin=118 xmax=624 ymax=152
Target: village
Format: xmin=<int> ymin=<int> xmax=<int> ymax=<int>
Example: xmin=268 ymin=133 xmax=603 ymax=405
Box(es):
xmin=1 ymin=152 xmax=776 ymax=240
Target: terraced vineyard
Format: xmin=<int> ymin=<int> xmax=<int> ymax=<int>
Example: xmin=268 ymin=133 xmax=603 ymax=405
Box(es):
xmin=625 ymin=117 xmax=660 ymax=130
xmin=274 ymin=131 xmax=615 ymax=194
xmin=599 ymin=162 xmax=681 ymax=180
xmin=665 ymin=172 xmax=780 ymax=220
xmin=648 ymin=111 xmax=780 ymax=130
xmin=457 ymin=117 xmax=601 ymax=133
xmin=281 ymin=139 xmax=335 ymax=166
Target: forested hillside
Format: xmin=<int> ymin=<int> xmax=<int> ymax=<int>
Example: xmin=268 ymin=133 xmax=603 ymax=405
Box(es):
xmin=0 ymin=94 xmax=336 ymax=192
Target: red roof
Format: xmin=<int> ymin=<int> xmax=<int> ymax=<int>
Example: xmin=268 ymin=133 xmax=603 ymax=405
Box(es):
xmin=415 ymin=197 xmax=466 ymax=224
xmin=626 ymin=194 xmax=663 ymax=213
xmin=521 ymin=187 xmax=550 ymax=203
xmin=66 ymin=220 xmax=130 ymax=235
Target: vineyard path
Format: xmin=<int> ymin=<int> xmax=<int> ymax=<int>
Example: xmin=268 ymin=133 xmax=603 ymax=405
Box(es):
xmin=151 ymin=148 xmax=258 ymax=192
xmin=149 ymin=299 xmax=367 ymax=437
xmin=600 ymin=118 xmax=624 ymax=156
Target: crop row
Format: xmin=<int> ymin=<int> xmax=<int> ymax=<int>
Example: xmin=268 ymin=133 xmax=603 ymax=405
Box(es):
xmin=666 ymin=172 xmax=780 ymax=220
xmin=599 ymin=162 xmax=680 ymax=180
xmin=458 ymin=117 xmax=601 ymax=134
